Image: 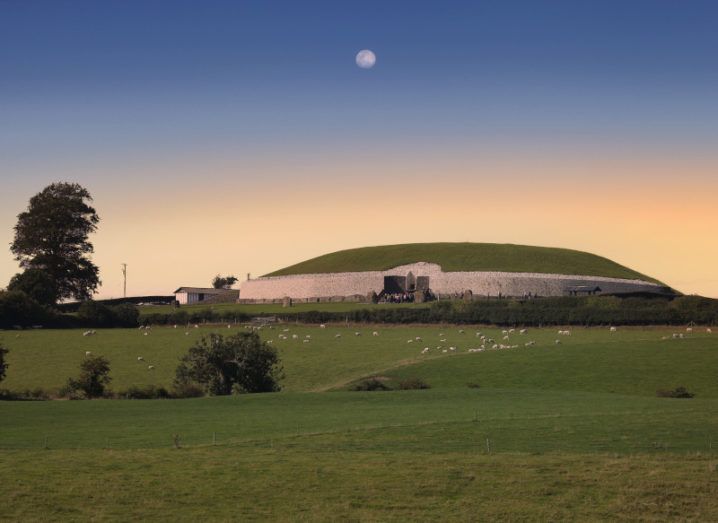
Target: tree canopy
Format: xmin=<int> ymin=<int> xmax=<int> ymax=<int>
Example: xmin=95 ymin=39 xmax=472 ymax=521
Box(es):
xmin=212 ymin=275 xmax=238 ymax=289
xmin=175 ymin=332 xmax=282 ymax=395
xmin=11 ymin=182 xmax=100 ymax=302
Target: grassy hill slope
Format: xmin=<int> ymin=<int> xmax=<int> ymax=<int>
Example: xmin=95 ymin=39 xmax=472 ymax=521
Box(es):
xmin=265 ymin=242 xmax=662 ymax=283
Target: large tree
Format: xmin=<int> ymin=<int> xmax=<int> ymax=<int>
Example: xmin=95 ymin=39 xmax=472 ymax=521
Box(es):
xmin=11 ymin=183 xmax=100 ymax=302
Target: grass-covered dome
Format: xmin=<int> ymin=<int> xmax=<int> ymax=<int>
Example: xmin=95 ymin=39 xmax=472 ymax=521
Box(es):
xmin=265 ymin=242 xmax=661 ymax=283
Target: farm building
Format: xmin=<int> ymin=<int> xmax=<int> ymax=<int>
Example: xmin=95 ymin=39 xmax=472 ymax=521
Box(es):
xmin=238 ymin=243 xmax=676 ymax=303
xmin=173 ymin=287 xmax=239 ymax=305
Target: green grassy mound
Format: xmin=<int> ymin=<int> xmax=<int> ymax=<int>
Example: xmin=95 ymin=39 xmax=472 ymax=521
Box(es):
xmin=265 ymin=242 xmax=661 ymax=282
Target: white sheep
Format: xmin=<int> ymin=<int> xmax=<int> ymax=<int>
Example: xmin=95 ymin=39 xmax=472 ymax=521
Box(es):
xmin=148 ymin=365 xmax=154 ymax=370
xmin=686 ymin=327 xmax=693 ymax=333
xmin=194 ymin=324 xmax=199 ymax=329
xmin=407 ymin=339 xmax=413 ymax=343
xmin=305 ymin=335 xmax=311 ymax=339
xmin=708 ymin=328 xmax=713 ymax=334
xmin=185 ymin=332 xmax=190 ymax=336
xmin=85 ymin=351 xmax=92 ymax=356
xmin=335 ymin=334 xmax=342 ymax=338
xmin=292 ymin=334 xmax=299 ymax=339
xmin=303 ymin=339 xmax=310 ymax=343
xmin=372 ymin=331 xmax=379 ymax=336
xmin=137 ymin=356 xmax=144 ymax=361
xmin=459 ymin=329 xmax=465 ymax=334
xmin=519 ymin=329 xmax=527 ymax=335
xmin=144 ymin=331 xmax=149 ymax=336
xmin=173 ymin=325 xmax=178 ymax=329
xmin=320 ymin=324 xmax=326 ymax=329
xmin=555 ymin=339 xmax=561 ymax=345
xmin=610 ymin=326 xmax=617 ymax=332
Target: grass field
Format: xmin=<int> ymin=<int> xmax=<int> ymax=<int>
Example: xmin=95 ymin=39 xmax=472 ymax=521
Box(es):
xmin=266 ymin=242 xmax=662 ymax=282
xmin=2 ymin=324 xmax=717 ymax=520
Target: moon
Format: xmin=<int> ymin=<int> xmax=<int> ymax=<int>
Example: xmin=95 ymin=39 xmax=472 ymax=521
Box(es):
xmin=355 ymin=49 xmax=376 ymax=69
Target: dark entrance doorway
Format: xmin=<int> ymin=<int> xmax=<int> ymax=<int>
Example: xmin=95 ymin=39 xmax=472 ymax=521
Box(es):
xmin=383 ymin=276 xmax=406 ymax=294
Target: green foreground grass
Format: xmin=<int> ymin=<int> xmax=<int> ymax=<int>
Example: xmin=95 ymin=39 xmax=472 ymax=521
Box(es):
xmin=2 ymin=324 xmax=717 ymax=520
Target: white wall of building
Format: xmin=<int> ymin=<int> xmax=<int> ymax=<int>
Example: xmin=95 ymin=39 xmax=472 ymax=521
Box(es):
xmin=239 ymin=262 xmax=666 ymax=300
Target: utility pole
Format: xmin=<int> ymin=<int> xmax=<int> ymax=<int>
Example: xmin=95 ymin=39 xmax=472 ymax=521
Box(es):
xmin=121 ymin=263 xmax=127 ymax=298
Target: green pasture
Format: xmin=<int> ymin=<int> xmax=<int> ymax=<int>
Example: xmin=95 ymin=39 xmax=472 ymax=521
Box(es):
xmin=1 ymin=324 xmax=715 ymax=395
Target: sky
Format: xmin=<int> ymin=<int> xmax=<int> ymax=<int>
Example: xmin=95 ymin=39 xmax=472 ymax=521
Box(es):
xmin=1 ymin=0 xmax=717 ymax=298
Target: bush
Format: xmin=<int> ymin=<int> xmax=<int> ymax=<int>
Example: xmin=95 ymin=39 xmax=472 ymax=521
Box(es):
xmin=0 ymin=343 xmax=8 ymax=384
xmin=66 ymin=355 xmax=112 ymax=398
xmin=118 ymin=385 xmax=170 ymax=399
xmin=656 ymin=386 xmax=695 ymax=398
xmin=0 ymin=388 xmax=49 ymax=401
xmin=0 ymin=290 xmax=51 ymax=328
xmin=350 ymin=377 xmax=391 ymax=391
xmin=175 ymin=332 xmax=282 ymax=395
xmin=171 ymin=382 xmax=206 ymax=398
xmin=77 ymin=301 xmax=115 ymax=327
xmin=397 ymin=377 xmax=430 ymax=390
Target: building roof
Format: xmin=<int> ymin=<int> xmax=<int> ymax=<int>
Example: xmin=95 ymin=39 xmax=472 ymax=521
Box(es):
xmin=173 ymin=287 xmax=235 ymax=294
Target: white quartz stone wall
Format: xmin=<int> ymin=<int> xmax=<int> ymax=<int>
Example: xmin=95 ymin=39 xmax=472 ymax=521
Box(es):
xmin=239 ymin=262 xmax=665 ymax=300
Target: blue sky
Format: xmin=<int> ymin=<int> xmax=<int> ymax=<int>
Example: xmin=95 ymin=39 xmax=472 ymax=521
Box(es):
xmin=1 ymin=1 xmax=717 ymax=297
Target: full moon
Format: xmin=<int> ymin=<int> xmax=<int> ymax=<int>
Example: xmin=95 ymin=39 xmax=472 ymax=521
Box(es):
xmin=355 ymin=49 xmax=376 ymax=69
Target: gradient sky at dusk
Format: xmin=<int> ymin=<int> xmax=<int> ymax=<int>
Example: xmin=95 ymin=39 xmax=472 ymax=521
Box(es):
xmin=1 ymin=0 xmax=717 ymax=298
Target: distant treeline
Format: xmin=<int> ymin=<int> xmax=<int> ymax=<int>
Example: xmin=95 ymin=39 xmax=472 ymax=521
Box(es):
xmin=141 ymin=295 xmax=718 ymax=327
xmin=57 ymin=296 xmax=175 ymax=313
xmin=2 ymin=290 xmax=717 ymax=329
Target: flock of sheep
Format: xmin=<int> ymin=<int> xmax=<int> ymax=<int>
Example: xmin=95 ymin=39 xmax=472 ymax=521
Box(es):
xmin=77 ymin=323 xmax=714 ymax=371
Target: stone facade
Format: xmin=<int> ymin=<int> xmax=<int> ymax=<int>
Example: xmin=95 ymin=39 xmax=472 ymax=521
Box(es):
xmin=238 ymin=262 xmax=670 ymax=302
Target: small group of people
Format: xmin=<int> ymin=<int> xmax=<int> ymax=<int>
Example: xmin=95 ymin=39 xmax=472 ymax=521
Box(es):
xmin=380 ymin=292 xmax=415 ymax=304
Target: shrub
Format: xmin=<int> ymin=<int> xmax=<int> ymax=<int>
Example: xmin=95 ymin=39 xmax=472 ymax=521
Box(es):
xmin=119 ymin=385 xmax=170 ymax=399
xmin=109 ymin=303 xmax=140 ymax=327
xmin=175 ymin=332 xmax=282 ymax=395
xmin=0 ymin=343 xmax=8 ymax=384
xmin=66 ymin=355 xmax=112 ymax=398
xmin=656 ymin=386 xmax=695 ymax=398
xmin=77 ymin=301 xmax=115 ymax=327
xmin=171 ymin=382 xmax=206 ymax=399
xmin=0 ymin=290 xmax=51 ymax=328
xmin=0 ymin=388 xmax=49 ymax=401
xmin=350 ymin=377 xmax=391 ymax=391
xmin=398 ymin=377 xmax=430 ymax=390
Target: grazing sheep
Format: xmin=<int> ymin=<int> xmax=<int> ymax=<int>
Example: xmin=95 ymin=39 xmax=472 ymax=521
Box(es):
xmin=407 ymin=339 xmax=413 ymax=343
xmin=185 ymin=332 xmax=190 ymax=336
xmin=335 ymin=334 xmax=342 ymax=338
xmin=137 ymin=356 xmax=144 ymax=361
xmin=305 ymin=335 xmax=311 ymax=339
xmin=320 ymin=324 xmax=326 ymax=329
xmin=292 ymin=334 xmax=299 ymax=339
xmin=442 ymin=349 xmax=447 ymax=353
xmin=502 ymin=336 xmax=509 ymax=341
xmin=372 ymin=331 xmax=379 ymax=336
xmin=708 ymin=328 xmax=713 ymax=334
xmin=502 ymin=330 xmax=508 ymax=335
xmin=449 ymin=346 xmax=456 ymax=351
xmin=508 ymin=329 xmax=515 ymax=333
xmin=610 ymin=326 xmax=617 ymax=332
xmin=267 ymin=340 xmax=273 ymax=344
xmin=459 ymin=329 xmax=465 ymax=334
xmin=421 ymin=347 xmax=430 ymax=354
xmin=415 ymin=336 xmax=422 ymax=341
xmin=144 ymin=331 xmax=149 ymax=336
xmin=303 ymin=339 xmax=310 ymax=343
xmin=148 ymin=365 xmax=154 ymax=370
xmin=686 ymin=327 xmax=693 ymax=333
xmin=227 ymin=325 xmax=232 ymax=329
xmin=525 ymin=341 xmax=535 ymax=347
xmin=194 ymin=324 xmax=199 ymax=329
xmin=440 ymin=339 xmax=447 ymax=343
xmin=555 ymin=340 xmax=561 ymax=345
xmin=355 ymin=332 xmax=362 ymax=337
xmin=173 ymin=325 xmax=178 ymax=329
xmin=519 ymin=329 xmax=527 ymax=335
xmin=85 ymin=351 xmax=92 ymax=356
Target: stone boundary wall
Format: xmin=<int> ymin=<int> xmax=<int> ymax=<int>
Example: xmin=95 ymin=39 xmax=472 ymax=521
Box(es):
xmin=238 ymin=262 xmax=668 ymax=301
